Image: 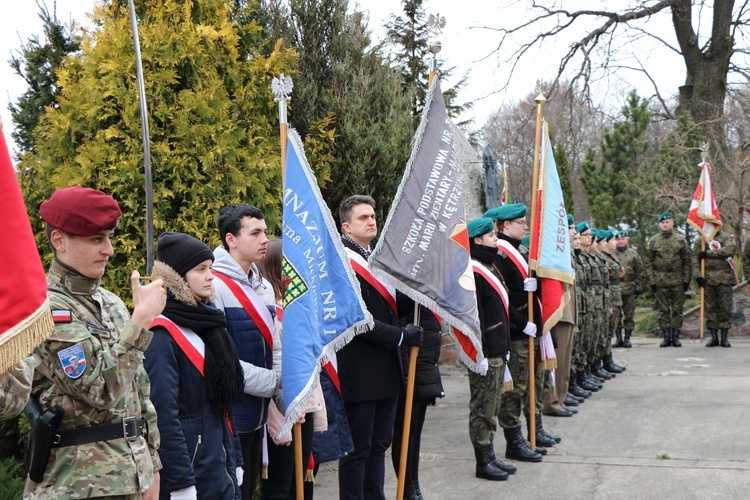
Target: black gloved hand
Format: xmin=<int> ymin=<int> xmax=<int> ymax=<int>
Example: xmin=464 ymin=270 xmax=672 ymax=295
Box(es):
xmin=695 ymin=277 xmax=706 ymax=288
xmin=683 ymin=282 xmax=690 ymax=292
xmin=402 ymin=324 xmax=424 ymax=347
xmin=650 ymin=285 xmax=657 ymax=294
xmin=698 ymin=251 xmax=708 ymax=259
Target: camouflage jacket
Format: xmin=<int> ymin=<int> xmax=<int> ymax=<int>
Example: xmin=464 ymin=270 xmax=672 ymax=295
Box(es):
xmin=25 ymin=260 xmax=161 ymax=498
xmin=573 ymin=249 xmax=590 ymax=317
xmin=645 ymin=230 xmax=692 ymax=287
xmin=614 ymin=246 xmax=645 ymax=296
xmin=692 ymin=230 xmax=738 ymax=286
xmin=744 ymin=238 xmax=750 ymax=282
xmin=0 ymin=355 xmax=34 ymax=421
xmin=602 ymin=251 xmax=623 ymax=307
xmin=583 ymin=250 xmax=605 ymax=310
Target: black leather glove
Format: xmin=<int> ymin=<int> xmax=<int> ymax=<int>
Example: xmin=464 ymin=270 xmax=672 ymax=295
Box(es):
xmin=698 ymin=251 xmax=708 ymax=259
xmin=650 ymin=285 xmax=656 ymax=293
xmin=695 ymin=277 xmax=706 ymax=288
xmin=402 ymin=324 xmax=424 ymax=347
xmin=683 ymin=282 xmax=690 ymax=292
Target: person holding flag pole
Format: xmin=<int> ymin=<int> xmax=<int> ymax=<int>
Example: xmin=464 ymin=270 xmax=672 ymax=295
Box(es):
xmin=688 ymin=144 xmax=736 ymax=347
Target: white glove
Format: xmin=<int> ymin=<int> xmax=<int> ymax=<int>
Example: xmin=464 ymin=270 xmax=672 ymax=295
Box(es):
xmin=240 ymin=360 xmax=278 ymax=397
xmin=523 ymin=277 xmax=538 ymax=292
xmin=522 ymin=322 xmax=537 ymax=338
xmin=236 ymin=466 xmax=244 ymax=486
xmin=478 ymin=358 xmax=489 ymax=376
xmin=171 ymin=485 xmax=198 ymax=500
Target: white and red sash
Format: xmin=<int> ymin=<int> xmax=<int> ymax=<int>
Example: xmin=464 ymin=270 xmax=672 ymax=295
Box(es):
xmin=213 ymin=271 xmax=274 ymax=350
xmin=345 ymin=247 xmax=397 ymax=315
xmin=322 ymin=355 xmax=341 ymax=394
xmin=496 ymin=239 xmax=528 ymax=278
xmin=150 ymin=316 xmax=205 ymax=376
xmin=472 ymin=260 xmax=509 ymax=316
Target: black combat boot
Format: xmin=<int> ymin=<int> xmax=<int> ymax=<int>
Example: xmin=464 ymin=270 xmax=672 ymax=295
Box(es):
xmin=413 ymin=481 xmax=425 ymax=500
xmin=671 ymin=328 xmax=682 ymax=347
xmin=720 ymin=328 xmax=731 ymax=348
xmin=403 ymin=482 xmax=420 ymax=500
xmin=604 ymin=353 xmax=625 ymax=373
xmin=585 ymin=366 xmax=605 ymax=385
xmin=592 ymin=359 xmax=613 ymax=379
xmin=659 ymin=328 xmax=671 ymax=347
xmin=489 ymin=444 xmax=517 ymax=474
xmin=474 ymin=445 xmax=509 ymax=480
xmin=537 ymin=414 xmax=561 ymax=443
xmin=577 ymin=370 xmax=600 ymax=392
xmin=613 ymin=328 xmax=624 ymax=348
xmin=504 ymin=427 xmax=543 ymax=462
xmin=528 ymin=417 xmax=556 ymax=447
xmin=569 ymin=373 xmax=591 ymax=398
xmin=623 ymin=329 xmax=633 ymax=348
xmin=706 ymin=329 xmax=719 ymax=347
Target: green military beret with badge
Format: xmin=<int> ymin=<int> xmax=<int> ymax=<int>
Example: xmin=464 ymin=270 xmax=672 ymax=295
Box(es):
xmin=483 ymin=203 xmax=527 ymax=221
xmin=575 ymin=221 xmax=591 ymax=234
xmin=658 ymin=212 xmax=672 ymax=222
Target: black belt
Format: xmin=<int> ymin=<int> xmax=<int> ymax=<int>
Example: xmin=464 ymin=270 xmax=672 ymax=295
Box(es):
xmin=52 ymin=417 xmax=147 ymax=448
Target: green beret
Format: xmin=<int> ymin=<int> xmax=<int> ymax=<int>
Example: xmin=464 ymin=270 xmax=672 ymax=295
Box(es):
xmin=468 ymin=217 xmax=495 ymax=239
xmin=593 ymin=229 xmax=605 ymax=242
xmin=605 ymin=230 xmax=615 ymax=241
xmin=566 ymin=214 xmax=575 ymax=227
xmin=483 ymin=203 xmax=527 ymax=221
xmin=575 ymin=221 xmax=590 ymax=234
xmin=521 ymin=235 xmax=530 ymax=248
xmin=658 ymin=212 xmax=672 ymax=222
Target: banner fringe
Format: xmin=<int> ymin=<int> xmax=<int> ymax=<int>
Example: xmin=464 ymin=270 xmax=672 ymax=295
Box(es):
xmin=0 ymin=300 xmax=53 ymax=376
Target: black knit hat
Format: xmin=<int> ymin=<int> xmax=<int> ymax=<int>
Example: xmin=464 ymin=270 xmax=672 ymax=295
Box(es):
xmin=157 ymin=232 xmax=214 ymax=277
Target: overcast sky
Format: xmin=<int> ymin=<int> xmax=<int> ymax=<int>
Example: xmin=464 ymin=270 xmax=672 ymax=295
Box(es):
xmin=0 ymin=1 xmax=686 ymax=156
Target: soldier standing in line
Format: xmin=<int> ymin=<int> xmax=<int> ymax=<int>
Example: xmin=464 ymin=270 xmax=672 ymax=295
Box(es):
xmin=26 ymin=186 xmax=166 ymax=499
xmin=601 ymin=230 xmax=626 ymax=374
xmin=693 ymin=228 xmax=738 ymax=347
xmin=614 ymin=230 xmax=645 ymax=348
xmin=645 ymin=212 xmax=692 ymax=348
xmin=585 ymin=230 xmax=611 ymax=383
xmin=568 ymin=225 xmax=593 ymax=401
xmin=743 ymin=237 xmax=750 ymax=282
xmin=573 ymin=222 xmax=603 ymax=394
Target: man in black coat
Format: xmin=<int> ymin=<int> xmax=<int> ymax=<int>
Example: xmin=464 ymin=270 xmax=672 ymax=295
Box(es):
xmin=337 ymin=195 xmax=423 ymax=500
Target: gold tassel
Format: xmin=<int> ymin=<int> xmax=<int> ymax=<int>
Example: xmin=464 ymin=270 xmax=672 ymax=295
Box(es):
xmin=305 ymin=469 xmax=315 ymax=482
xmin=262 ymin=465 xmax=268 ymax=479
xmin=0 ymin=301 xmax=53 ymax=376
xmin=500 ymin=380 xmax=514 ymax=394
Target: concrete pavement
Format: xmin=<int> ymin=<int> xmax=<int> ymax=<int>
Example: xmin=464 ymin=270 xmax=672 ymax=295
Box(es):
xmin=310 ymin=335 xmax=750 ymax=499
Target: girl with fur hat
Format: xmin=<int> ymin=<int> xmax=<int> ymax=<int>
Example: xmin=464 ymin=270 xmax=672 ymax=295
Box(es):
xmin=145 ymin=232 xmax=245 ymax=499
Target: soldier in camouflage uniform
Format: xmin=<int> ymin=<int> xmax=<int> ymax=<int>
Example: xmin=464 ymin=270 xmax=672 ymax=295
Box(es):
xmin=614 ymin=230 xmax=645 ymax=348
xmin=0 ymin=355 xmax=34 ymax=420
xmin=574 ymin=223 xmax=603 ymax=393
xmin=693 ymin=228 xmax=738 ymax=347
xmin=568 ymin=228 xmax=593 ymax=401
xmin=743 ymin=237 xmax=750 ymax=282
xmin=589 ymin=230 xmax=613 ymax=381
xmin=645 ymin=212 xmax=692 ymax=348
xmin=601 ymin=230 xmax=625 ymax=374
xmin=26 ymin=186 xmax=166 ymax=499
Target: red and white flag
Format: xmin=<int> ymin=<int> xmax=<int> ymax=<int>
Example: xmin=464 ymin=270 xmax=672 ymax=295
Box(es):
xmin=687 ymin=161 xmax=722 ymax=242
xmin=0 ymin=123 xmax=53 ymax=375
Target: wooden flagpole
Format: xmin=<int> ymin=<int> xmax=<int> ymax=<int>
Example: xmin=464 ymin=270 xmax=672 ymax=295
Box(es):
xmin=272 ymin=74 xmax=304 ymax=500
xmin=699 ymin=144 xmax=708 ymax=341
xmin=527 ymin=84 xmax=546 ymax=451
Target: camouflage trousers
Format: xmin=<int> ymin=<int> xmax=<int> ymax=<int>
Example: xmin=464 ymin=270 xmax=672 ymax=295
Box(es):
xmin=587 ymin=308 xmax=605 ymax=364
xmin=497 ymin=338 xmax=544 ymax=429
xmin=620 ymin=293 xmax=637 ymax=330
xmin=654 ymin=285 xmax=686 ymax=329
xmin=571 ymin=317 xmax=587 ymax=373
xmin=704 ymin=284 xmax=733 ymax=329
xmin=602 ymin=306 xmax=622 ymax=356
xmin=468 ymin=357 xmax=506 ymax=447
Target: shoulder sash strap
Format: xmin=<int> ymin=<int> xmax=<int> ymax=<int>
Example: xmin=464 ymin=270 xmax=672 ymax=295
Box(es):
xmin=322 ymin=358 xmax=341 ymax=395
xmin=496 ymin=239 xmax=529 ymax=278
xmin=150 ymin=316 xmax=205 ymax=376
xmin=212 ymin=271 xmax=274 ymax=350
xmin=345 ymin=248 xmax=397 ymax=315
xmin=472 ymin=260 xmax=509 ymax=316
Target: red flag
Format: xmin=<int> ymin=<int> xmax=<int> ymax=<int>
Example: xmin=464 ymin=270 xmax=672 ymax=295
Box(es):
xmin=0 ymin=124 xmax=52 ymax=375
xmin=687 ymin=162 xmax=722 ymax=242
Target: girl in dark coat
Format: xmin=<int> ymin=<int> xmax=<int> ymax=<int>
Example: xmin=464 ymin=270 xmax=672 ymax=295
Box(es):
xmin=145 ymin=232 xmax=245 ymax=499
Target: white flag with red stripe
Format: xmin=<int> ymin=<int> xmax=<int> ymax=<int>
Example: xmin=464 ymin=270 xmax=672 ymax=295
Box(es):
xmin=687 ymin=161 xmax=722 ymax=242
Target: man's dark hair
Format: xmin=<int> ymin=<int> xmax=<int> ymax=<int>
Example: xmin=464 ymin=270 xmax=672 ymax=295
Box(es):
xmin=217 ymin=204 xmax=264 ymax=250
xmin=339 ymin=195 xmax=375 ymax=227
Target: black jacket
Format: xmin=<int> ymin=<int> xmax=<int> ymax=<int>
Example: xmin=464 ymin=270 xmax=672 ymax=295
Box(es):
xmin=397 ymin=294 xmax=444 ymax=404
xmin=471 ymin=242 xmax=511 ymax=358
xmin=337 ymin=238 xmax=404 ymax=403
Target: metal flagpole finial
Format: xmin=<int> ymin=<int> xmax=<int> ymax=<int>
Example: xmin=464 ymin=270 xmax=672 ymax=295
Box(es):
xmin=427 ymin=13 xmax=445 ymax=73
xmin=272 ymin=74 xmax=294 ymax=124
xmin=535 ymin=78 xmax=547 ymax=104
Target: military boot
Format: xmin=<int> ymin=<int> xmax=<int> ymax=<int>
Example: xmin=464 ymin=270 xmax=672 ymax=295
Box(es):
xmin=671 ymin=328 xmax=682 ymax=347
xmin=585 ymin=366 xmax=605 ymax=385
xmin=720 ymin=328 xmax=731 ymax=348
xmin=489 ymin=444 xmax=517 ymax=474
xmin=592 ymin=359 xmax=613 ymax=379
xmin=623 ymin=329 xmax=633 ymax=348
xmin=568 ymin=374 xmax=591 ymax=399
xmin=706 ymin=329 xmax=719 ymax=347
xmin=403 ymin=482 xmax=420 ymax=500
xmin=577 ymin=370 xmax=600 ymax=392
xmin=474 ymin=445 xmax=509 ymax=480
xmin=528 ymin=416 xmax=556 ymax=447
xmin=536 ymin=414 xmax=561 ymax=443
xmin=603 ymin=353 xmax=625 ymax=373
xmin=504 ymin=427 xmax=542 ymax=462
xmin=659 ymin=328 xmax=671 ymax=348
xmin=613 ymin=328 xmax=624 ymax=348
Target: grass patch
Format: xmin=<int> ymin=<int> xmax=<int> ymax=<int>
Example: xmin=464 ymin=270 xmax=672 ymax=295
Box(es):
xmin=656 ymin=453 xmax=671 ymax=460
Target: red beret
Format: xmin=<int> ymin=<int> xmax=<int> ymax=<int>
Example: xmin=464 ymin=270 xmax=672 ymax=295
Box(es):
xmin=40 ymin=186 xmax=122 ymax=236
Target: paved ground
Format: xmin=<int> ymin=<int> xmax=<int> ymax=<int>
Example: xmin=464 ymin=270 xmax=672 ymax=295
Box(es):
xmin=310 ymin=335 xmax=750 ymax=499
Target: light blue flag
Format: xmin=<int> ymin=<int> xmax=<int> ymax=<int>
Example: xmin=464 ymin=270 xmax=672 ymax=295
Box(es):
xmin=280 ymin=128 xmax=373 ymax=438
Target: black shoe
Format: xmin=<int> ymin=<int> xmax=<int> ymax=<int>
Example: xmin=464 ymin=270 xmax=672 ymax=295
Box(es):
xmin=504 ymin=427 xmax=543 ymax=462
xmin=534 ymin=414 xmax=562 ymax=444
xmin=592 ymin=360 xmax=613 ymax=379
xmin=671 ymin=328 xmax=682 ymax=347
xmin=720 ymin=328 xmax=731 ymax=348
xmin=613 ymin=328 xmax=624 ymax=348
xmin=706 ymin=329 xmax=719 ymax=347
xmin=546 ymin=408 xmax=573 ymax=417
xmin=489 ymin=446 xmax=517 ymax=474
xmin=577 ymin=372 xmax=600 ymax=392
xmin=603 ymin=353 xmax=625 ymax=373
xmin=569 ymin=377 xmax=591 ymax=398
xmin=404 ymin=483 xmax=421 ymax=500
xmin=623 ymin=329 xmax=633 ymax=348
xmin=567 ymin=392 xmax=584 ymax=403
xmin=535 ymin=446 xmax=548 ymax=455
xmin=659 ymin=328 xmax=671 ymax=347
xmin=563 ymin=406 xmax=578 ymax=415
xmin=564 ymin=396 xmax=580 ymax=406
xmin=474 ymin=445 xmax=509 ymax=481
xmin=413 ymin=481 xmax=425 ymax=500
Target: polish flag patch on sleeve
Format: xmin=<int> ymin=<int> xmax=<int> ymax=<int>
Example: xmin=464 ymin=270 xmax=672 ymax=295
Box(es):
xmin=51 ymin=309 xmax=72 ymax=323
